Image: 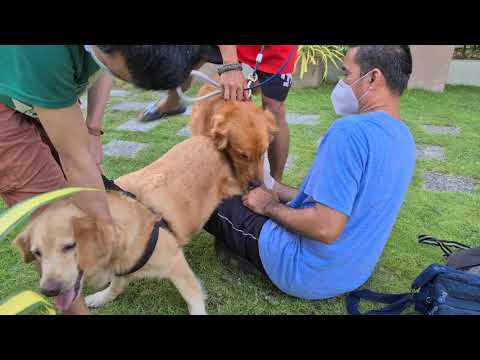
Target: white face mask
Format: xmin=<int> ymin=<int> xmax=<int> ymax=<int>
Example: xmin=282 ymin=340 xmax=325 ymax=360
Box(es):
xmin=84 ymin=45 xmax=113 ymax=75
xmin=331 ymin=71 xmax=372 ymax=116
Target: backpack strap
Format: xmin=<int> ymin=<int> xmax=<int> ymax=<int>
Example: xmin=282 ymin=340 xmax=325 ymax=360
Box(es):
xmin=346 ymin=289 xmax=414 ymax=315
xmin=418 ymin=235 xmax=471 ymax=257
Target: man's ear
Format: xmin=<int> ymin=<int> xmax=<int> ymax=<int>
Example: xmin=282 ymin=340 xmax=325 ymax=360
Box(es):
xmin=72 ymin=217 xmax=114 ymax=271
xmin=13 ymin=227 xmax=35 ymax=263
xmin=210 ymin=113 xmax=229 ymax=150
xmin=263 ymin=109 xmax=279 ymax=143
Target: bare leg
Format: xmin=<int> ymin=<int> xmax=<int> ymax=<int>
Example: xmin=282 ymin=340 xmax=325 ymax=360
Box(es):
xmin=85 ymin=277 xmax=129 ymax=309
xmin=150 ymin=88 xmax=184 ymax=115
xmin=165 ymin=253 xmax=207 ymax=315
xmin=262 ymin=95 xmax=290 ymax=182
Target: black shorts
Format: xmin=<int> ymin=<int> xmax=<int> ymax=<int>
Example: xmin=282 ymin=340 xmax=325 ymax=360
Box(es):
xmin=204 ymin=46 xmax=293 ymax=102
xmin=204 ymin=196 xmax=270 ymax=276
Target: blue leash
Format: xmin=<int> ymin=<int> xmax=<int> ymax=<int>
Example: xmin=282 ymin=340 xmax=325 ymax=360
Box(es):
xmin=244 ymin=45 xmax=297 ymax=93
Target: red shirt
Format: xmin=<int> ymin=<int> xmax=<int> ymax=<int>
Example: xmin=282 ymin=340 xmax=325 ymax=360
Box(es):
xmin=236 ymin=45 xmax=298 ymax=74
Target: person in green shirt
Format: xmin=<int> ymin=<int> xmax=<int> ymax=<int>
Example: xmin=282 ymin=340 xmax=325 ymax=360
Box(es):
xmin=0 ymin=45 xmax=206 ymax=315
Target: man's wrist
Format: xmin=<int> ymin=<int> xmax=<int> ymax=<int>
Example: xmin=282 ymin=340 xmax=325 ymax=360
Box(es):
xmin=263 ymin=200 xmax=282 ymax=217
xmin=217 ymin=63 xmax=243 ymax=76
xmin=86 ymin=124 xmax=104 ymax=136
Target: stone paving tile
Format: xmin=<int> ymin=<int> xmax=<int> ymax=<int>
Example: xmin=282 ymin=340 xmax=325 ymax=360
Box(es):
xmin=421 ymin=125 xmax=461 ymax=135
xmin=118 ymin=119 xmax=164 ymax=132
xmin=112 ymin=102 xmax=152 ymax=111
xmin=416 ymin=145 xmax=446 ymax=161
xmin=103 ymin=140 xmax=148 ymax=158
xmin=423 ymin=171 xmax=476 ymax=193
xmin=287 ymin=113 xmax=320 ymax=125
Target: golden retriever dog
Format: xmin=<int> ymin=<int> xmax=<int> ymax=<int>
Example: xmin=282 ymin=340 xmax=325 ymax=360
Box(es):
xmin=190 ymin=80 xmax=278 ymax=188
xmin=14 ymin=191 xmax=210 ymax=314
xmin=14 ymin=136 xmax=240 ymax=315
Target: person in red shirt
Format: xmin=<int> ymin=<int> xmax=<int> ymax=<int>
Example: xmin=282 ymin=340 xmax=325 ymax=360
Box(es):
xmin=138 ymin=45 xmax=299 ymax=182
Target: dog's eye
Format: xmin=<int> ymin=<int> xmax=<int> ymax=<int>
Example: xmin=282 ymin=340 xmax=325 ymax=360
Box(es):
xmin=239 ymin=153 xmax=249 ymax=161
xmin=63 ymin=243 xmax=77 ymax=252
xmin=32 ymin=249 xmax=41 ymax=258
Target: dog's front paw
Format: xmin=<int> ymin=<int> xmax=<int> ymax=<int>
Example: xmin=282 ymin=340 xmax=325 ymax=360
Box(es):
xmin=189 ymin=304 xmax=207 ymax=315
xmin=85 ymin=291 xmax=111 ymax=308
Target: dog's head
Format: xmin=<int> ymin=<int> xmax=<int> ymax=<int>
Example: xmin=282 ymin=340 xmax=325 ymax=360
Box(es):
xmin=14 ymin=200 xmax=114 ymax=312
xmin=209 ymin=102 xmax=278 ymax=189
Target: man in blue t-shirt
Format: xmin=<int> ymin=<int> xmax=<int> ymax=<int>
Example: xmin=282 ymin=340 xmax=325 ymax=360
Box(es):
xmin=204 ymin=45 xmax=417 ymax=300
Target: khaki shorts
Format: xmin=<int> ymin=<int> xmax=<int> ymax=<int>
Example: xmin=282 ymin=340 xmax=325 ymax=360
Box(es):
xmin=0 ymin=103 xmax=66 ymax=208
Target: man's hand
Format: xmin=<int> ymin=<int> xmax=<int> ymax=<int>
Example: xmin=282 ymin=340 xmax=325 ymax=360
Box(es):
xmin=272 ymin=181 xmax=299 ymax=204
xmin=242 ymin=186 xmax=278 ymax=216
xmin=219 ymin=70 xmax=248 ymax=102
xmin=217 ymin=45 xmax=248 ymax=102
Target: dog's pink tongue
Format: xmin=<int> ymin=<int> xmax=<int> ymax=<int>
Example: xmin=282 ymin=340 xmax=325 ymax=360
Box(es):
xmin=54 ymin=288 xmax=76 ymax=312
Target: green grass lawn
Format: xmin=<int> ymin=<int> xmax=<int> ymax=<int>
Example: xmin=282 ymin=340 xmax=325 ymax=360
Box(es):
xmin=1 ymin=82 xmax=479 ymax=315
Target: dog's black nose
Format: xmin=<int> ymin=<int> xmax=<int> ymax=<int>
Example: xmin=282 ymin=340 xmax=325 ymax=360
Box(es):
xmin=40 ymin=280 xmax=63 ymax=297
xmin=248 ymin=180 xmax=263 ymax=190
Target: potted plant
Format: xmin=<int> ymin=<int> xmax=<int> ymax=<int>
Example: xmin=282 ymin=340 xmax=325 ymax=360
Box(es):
xmin=293 ymin=45 xmax=346 ymax=89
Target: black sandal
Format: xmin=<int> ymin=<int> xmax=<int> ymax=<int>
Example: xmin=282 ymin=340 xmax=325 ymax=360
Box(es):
xmin=138 ymin=104 xmax=187 ymax=123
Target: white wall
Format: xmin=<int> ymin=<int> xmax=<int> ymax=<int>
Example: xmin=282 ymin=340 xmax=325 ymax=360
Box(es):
xmin=447 ymin=60 xmax=480 ymax=87
xmin=408 ymin=46 xmax=455 ymax=92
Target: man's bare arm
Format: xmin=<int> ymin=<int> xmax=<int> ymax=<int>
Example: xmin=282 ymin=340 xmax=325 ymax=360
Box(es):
xmin=35 ymin=103 xmax=113 ymax=225
xmin=265 ymin=202 xmax=347 ymax=244
xmin=243 ymin=187 xmax=347 ymax=244
xmin=218 ymin=45 xmax=239 ymax=64
xmin=86 ymin=73 xmax=113 ymax=129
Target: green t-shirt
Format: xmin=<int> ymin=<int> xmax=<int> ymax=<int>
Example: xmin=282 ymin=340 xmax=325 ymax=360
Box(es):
xmin=0 ymin=45 xmax=100 ymax=118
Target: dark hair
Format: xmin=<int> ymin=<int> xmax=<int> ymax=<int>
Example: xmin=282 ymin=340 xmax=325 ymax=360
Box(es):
xmin=348 ymin=45 xmax=413 ymax=95
xmin=97 ymin=45 xmax=208 ymax=90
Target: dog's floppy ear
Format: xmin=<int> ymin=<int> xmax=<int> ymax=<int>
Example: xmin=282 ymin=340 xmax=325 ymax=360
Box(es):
xmin=263 ymin=109 xmax=279 ymax=142
xmin=72 ymin=217 xmax=114 ymax=271
xmin=210 ymin=113 xmax=229 ymax=150
xmin=13 ymin=227 xmax=35 ymax=263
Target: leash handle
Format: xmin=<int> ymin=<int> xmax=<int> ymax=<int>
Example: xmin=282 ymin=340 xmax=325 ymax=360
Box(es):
xmin=176 ymin=70 xmax=223 ymax=105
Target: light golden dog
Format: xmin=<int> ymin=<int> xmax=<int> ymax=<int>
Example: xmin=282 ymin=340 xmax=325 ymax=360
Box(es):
xmin=15 ymin=136 xmax=237 ymax=315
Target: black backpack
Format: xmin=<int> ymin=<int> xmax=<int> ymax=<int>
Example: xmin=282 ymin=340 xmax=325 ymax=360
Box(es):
xmin=346 ymin=235 xmax=480 ymax=315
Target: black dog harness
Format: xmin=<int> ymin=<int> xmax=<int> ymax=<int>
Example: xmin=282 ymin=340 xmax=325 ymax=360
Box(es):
xmin=102 ymin=175 xmax=170 ymax=277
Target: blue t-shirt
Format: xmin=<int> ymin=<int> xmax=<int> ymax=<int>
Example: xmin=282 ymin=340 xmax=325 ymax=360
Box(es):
xmin=259 ymin=112 xmax=416 ymax=300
